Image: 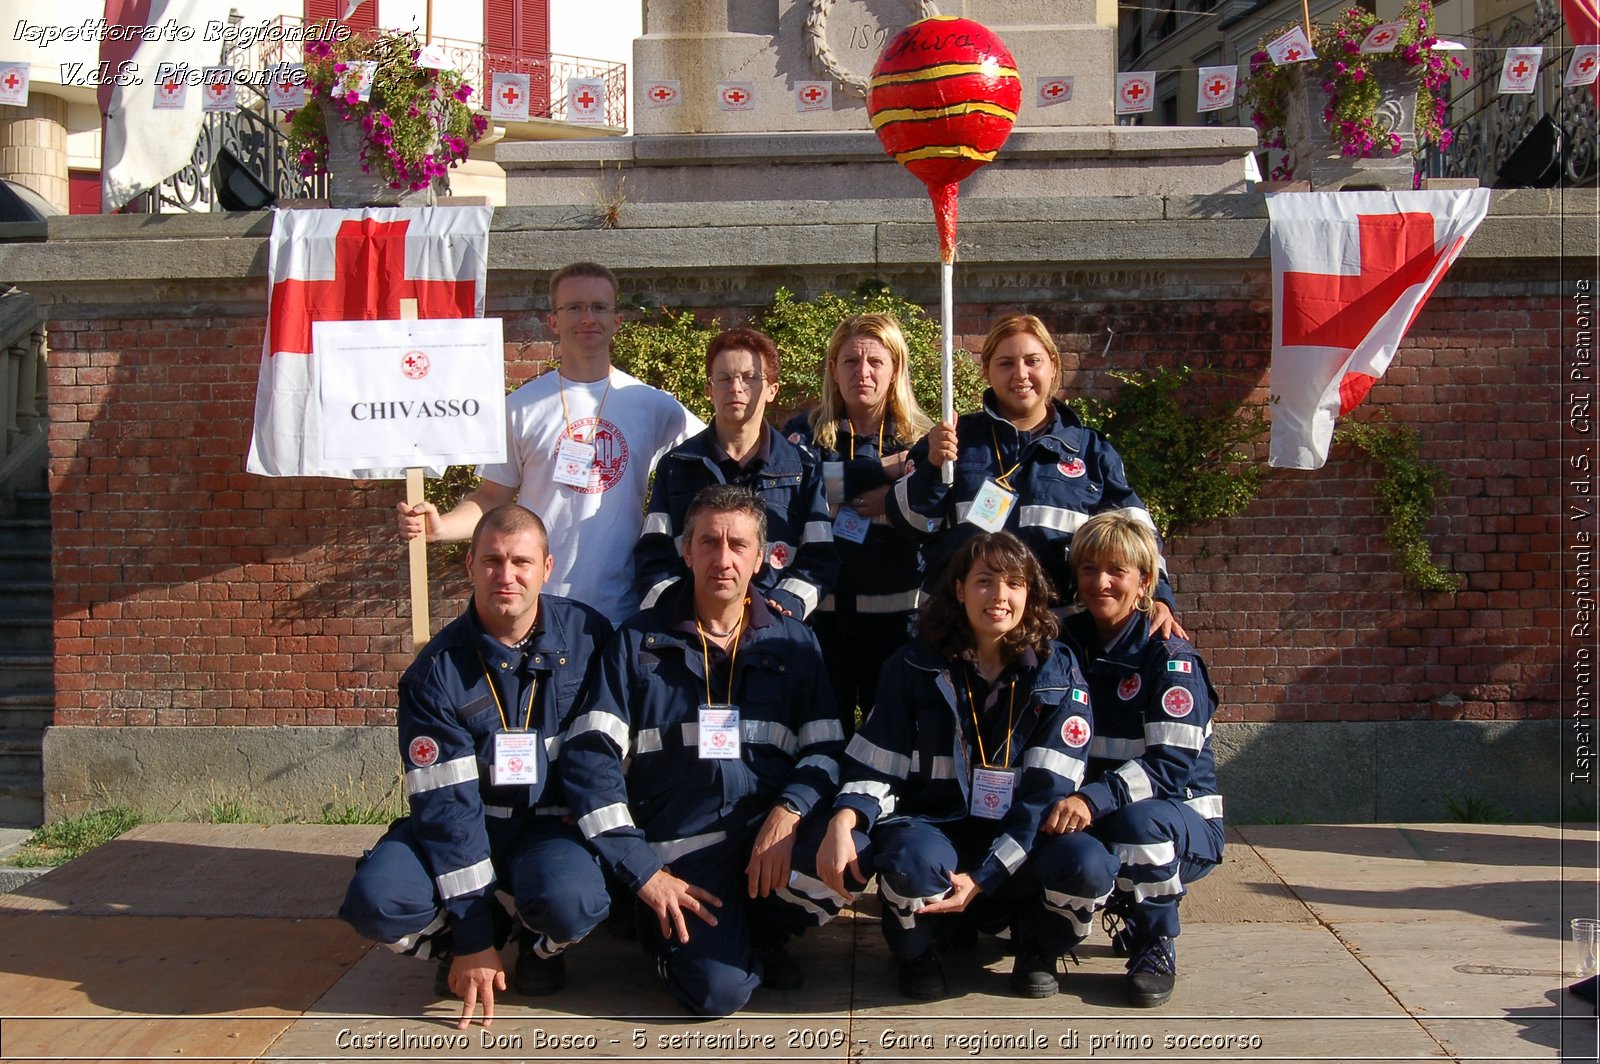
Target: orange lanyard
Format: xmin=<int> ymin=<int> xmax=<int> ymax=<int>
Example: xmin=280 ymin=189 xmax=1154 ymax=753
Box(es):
xmin=962 ymin=669 xmax=1017 ymax=770
xmin=695 ymin=612 xmax=744 ymax=705
xmin=477 ymin=654 xmax=537 ymax=732
xmin=556 ymin=371 xmax=612 ymax=443
xmin=846 ymin=417 xmax=887 ymax=461
xmin=988 ymin=424 xmax=1023 ymax=492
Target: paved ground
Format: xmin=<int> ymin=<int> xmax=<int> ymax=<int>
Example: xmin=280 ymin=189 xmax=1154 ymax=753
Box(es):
xmin=0 ymin=821 xmax=1594 ymax=1063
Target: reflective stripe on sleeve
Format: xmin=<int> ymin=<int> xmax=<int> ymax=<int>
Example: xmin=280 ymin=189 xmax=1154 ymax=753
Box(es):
xmin=1114 ymin=760 xmax=1155 ymax=803
xmin=799 ymin=719 xmax=845 ymax=746
xmin=844 ymin=734 xmax=911 ymax=778
xmin=1091 ymin=736 xmax=1146 ymax=761
xmin=1022 ymin=746 xmax=1086 ymax=785
xmin=566 ymin=711 xmax=631 ymax=756
xmin=893 ymin=476 xmax=940 ymax=533
xmin=1113 ymin=840 xmax=1177 ymax=867
xmin=1018 ymin=504 xmax=1090 ymax=534
xmin=744 ymin=719 xmax=797 ymax=753
xmin=405 ymin=754 xmax=478 ymax=797
xmin=1186 ymin=793 xmax=1225 ymax=819
xmin=577 ymin=801 xmax=635 ymax=839
xmin=640 ymin=511 xmax=673 ymax=538
xmin=796 ymin=753 xmax=840 ymax=783
xmin=822 ymin=461 xmax=845 ymax=510
xmin=436 ymin=857 xmax=495 ymax=900
xmin=648 ymin=830 xmax=727 ymax=864
xmin=640 ymin=578 xmax=676 ymax=610
xmin=1146 ymin=720 xmax=1207 ymax=751
xmin=802 ymin=520 xmax=834 ymax=544
xmin=775 ymin=576 xmax=822 ymax=617
xmin=991 ymin=834 xmax=1027 ymax=873
xmin=856 ymin=588 xmax=924 ymax=614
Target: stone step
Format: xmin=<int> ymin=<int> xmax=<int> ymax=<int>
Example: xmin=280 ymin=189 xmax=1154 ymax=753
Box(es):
xmin=0 ymin=582 xmax=51 ymax=615
xmin=0 ymin=548 xmax=51 ymax=584
xmin=0 ymin=729 xmax=41 ymax=778
xmin=0 ymin=656 xmax=52 ymax=693
xmin=0 ymin=691 xmax=52 ymax=732
xmin=12 ymin=490 xmax=49 ymax=523
xmin=0 ymin=618 xmax=52 ymax=654
xmin=0 ymin=786 xmax=44 ymax=829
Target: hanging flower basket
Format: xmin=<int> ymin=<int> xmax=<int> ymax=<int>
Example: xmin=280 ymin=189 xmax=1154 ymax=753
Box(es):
xmin=1240 ymin=0 xmax=1469 ymax=188
xmin=287 ymin=27 xmax=488 ymax=208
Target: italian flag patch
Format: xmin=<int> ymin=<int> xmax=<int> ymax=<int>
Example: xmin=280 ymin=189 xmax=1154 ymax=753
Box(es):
xmin=1167 ymin=660 xmax=1193 ymax=674
xmin=1072 ymin=688 xmax=1089 ymax=704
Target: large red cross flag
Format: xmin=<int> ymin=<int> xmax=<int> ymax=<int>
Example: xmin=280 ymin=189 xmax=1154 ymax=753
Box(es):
xmin=246 ymin=206 xmax=494 ymax=478
xmin=1267 ymin=188 xmax=1491 ymax=469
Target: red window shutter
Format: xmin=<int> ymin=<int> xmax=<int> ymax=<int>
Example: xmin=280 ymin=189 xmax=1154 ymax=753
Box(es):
xmin=305 ymin=0 xmax=377 ymax=32
xmin=484 ymin=0 xmax=550 ymax=115
xmin=523 ymin=0 xmax=548 ymax=57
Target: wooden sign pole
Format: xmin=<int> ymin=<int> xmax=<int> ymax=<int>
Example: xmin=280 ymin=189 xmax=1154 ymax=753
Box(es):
xmin=399 ymin=298 xmax=430 ymax=650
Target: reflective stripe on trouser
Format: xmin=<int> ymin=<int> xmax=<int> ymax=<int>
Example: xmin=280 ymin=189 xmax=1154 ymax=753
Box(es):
xmin=339 ymin=816 xmax=609 ymax=960
xmin=771 ymin=813 xmax=871 ymax=929
xmin=869 ymin=818 xmax=1120 ymax=960
xmin=1089 ymin=797 xmax=1224 ymax=942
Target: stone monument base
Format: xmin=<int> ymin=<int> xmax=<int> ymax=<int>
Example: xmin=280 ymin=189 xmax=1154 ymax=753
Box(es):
xmin=499 ymin=127 xmax=1259 ymax=208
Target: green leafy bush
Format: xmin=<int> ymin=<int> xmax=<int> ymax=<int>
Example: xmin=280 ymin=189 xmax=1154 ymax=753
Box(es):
xmin=1337 ymin=418 xmax=1462 ymax=592
xmin=1071 ymin=366 xmax=1269 ymax=542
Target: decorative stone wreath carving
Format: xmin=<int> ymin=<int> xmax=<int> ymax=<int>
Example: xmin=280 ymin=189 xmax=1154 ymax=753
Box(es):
xmin=806 ymin=0 xmax=941 ymax=98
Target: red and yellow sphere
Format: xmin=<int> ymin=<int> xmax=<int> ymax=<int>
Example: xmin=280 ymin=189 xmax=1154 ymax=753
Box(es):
xmin=867 ymin=16 xmax=1020 ymax=259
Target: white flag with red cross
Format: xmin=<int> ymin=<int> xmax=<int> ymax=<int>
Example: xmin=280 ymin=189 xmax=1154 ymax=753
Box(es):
xmin=1359 ymin=22 xmax=1406 ymax=53
xmin=247 ymin=206 xmax=494 ymax=478
xmin=567 ymin=77 xmax=606 ymax=124
xmin=1036 ymin=76 xmax=1074 ymax=108
xmin=201 ymin=67 xmax=236 ymax=113
xmin=644 ymin=80 xmax=680 ymax=109
xmin=0 ymin=63 xmax=29 ymax=107
xmin=1196 ymin=65 xmax=1237 ymax=112
xmin=1267 ymin=189 xmax=1490 ymax=469
xmin=1115 ymin=71 xmax=1156 ymax=114
xmin=1567 ymin=45 xmax=1600 ymax=86
xmin=1499 ymin=47 xmax=1543 ymax=93
xmin=795 ymin=81 xmax=832 ymax=112
xmin=491 ymin=72 xmax=531 ymax=122
xmin=1267 ymin=26 xmax=1317 ymax=66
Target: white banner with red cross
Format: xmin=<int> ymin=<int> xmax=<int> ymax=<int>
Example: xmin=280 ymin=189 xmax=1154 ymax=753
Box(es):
xmin=567 ymin=77 xmax=606 ymax=124
xmin=1196 ymin=65 xmax=1237 ymax=112
xmin=0 ymin=63 xmax=29 ymax=107
xmin=491 ymin=72 xmax=531 ymax=122
xmin=1267 ymin=189 xmax=1491 ymax=469
xmin=247 ymin=206 xmax=494 ymax=478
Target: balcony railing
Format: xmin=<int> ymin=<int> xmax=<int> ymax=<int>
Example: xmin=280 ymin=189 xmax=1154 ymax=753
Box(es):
xmin=257 ymin=16 xmax=628 ymax=129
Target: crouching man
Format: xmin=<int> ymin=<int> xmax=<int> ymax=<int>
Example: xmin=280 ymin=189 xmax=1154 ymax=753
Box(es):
xmin=340 ymin=505 xmax=614 ymax=1028
xmin=562 ymin=484 xmax=846 ymax=1016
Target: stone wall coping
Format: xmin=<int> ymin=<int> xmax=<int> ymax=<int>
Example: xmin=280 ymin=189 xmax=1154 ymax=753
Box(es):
xmin=495 ymin=126 xmax=1263 ymax=169
xmin=0 ymin=189 xmax=1591 ymax=290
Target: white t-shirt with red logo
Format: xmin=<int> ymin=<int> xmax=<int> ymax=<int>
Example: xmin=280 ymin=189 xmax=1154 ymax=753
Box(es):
xmin=479 ymin=367 xmax=702 ymax=622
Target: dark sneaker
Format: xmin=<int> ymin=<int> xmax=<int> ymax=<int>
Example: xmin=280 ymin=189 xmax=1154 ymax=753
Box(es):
xmin=514 ymin=935 xmax=567 ymax=996
xmin=1009 ymin=950 xmax=1061 ymax=999
xmin=757 ymin=940 xmax=805 ymax=990
xmin=434 ymin=955 xmax=453 ymax=999
xmin=898 ymin=949 xmax=948 ymax=1001
xmin=1125 ymin=937 xmax=1177 ymax=1007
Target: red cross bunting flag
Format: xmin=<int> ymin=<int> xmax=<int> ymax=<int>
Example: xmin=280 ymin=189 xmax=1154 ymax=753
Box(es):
xmin=1036 ymin=76 xmax=1074 ymax=108
xmin=0 ymin=63 xmax=28 ymax=107
xmin=1115 ymin=71 xmax=1156 ymax=114
xmin=1267 ymin=25 xmax=1317 ymax=66
xmin=795 ymin=80 xmax=832 ymax=113
xmin=644 ymin=80 xmax=681 ymax=109
xmin=1359 ymin=22 xmax=1407 ymax=53
xmin=1564 ymin=0 xmax=1600 ymax=103
xmin=1267 ymin=189 xmax=1491 ymax=469
xmin=491 ymin=72 xmax=531 ymax=122
xmin=1196 ymin=65 xmax=1237 ymax=112
xmin=567 ymin=77 xmax=606 ymax=125
xmin=1500 ymin=47 xmax=1543 ymax=93
xmin=201 ymin=68 xmax=237 ymax=114
xmin=247 ymin=206 xmax=494 ymax=478
xmin=717 ymin=81 xmax=756 ymax=112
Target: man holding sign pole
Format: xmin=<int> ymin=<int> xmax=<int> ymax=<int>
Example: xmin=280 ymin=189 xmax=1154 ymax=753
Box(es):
xmin=398 ymin=263 xmax=703 ymax=623
xmin=341 ymin=505 xmax=613 ymax=1028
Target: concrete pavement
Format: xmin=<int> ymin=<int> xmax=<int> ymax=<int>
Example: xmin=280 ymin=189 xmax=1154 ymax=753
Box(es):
xmin=0 ymin=821 xmax=1594 ymax=1063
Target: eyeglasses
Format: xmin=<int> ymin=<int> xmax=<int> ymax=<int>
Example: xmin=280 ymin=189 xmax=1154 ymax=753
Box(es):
xmin=555 ymin=302 xmax=616 ymax=316
xmin=710 ymin=372 xmax=765 ymax=391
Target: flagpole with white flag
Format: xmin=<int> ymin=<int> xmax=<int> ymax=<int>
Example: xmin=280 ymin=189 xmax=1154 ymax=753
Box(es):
xmin=99 ymin=0 xmax=226 ymax=212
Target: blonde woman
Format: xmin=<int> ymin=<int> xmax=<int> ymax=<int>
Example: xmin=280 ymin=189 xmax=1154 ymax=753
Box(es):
xmin=784 ymin=313 xmax=934 ymax=729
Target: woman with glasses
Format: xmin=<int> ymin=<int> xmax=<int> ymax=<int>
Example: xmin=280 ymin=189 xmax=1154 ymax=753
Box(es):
xmin=887 ymin=314 xmax=1183 ymax=638
xmin=634 ymin=327 xmax=838 ymax=621
xmin=782 ymin=313 xmax=933 ymax=732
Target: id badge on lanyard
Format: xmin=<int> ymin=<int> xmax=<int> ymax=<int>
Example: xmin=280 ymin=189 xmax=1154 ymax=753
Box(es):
xmin=964 ymin=478 xmax=1017 ymax=533
xmin=491 ymin=731 xmax=540 ymax=785
xmin=832 ymin=506 xmax=870 ymax=543
xmin=698 ymin=704 xmax=742 ymax=759
xmin=552 ymin=437 xmax=596 ymax=488
xmin=969 ymin=766 xmax=1018 ymax=820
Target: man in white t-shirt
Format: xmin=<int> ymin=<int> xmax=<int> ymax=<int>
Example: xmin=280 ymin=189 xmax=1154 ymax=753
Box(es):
xmin=398 ymin=263 xmax=703 ymax=621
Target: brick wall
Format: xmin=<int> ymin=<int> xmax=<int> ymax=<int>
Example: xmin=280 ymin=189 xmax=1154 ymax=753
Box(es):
xmin=41 ymin=272 xmax=1560 ymax=730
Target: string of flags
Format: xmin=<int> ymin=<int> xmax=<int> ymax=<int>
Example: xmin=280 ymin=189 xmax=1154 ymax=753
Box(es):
xmin=0 ymin=40 xmax=1592 ymax=117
